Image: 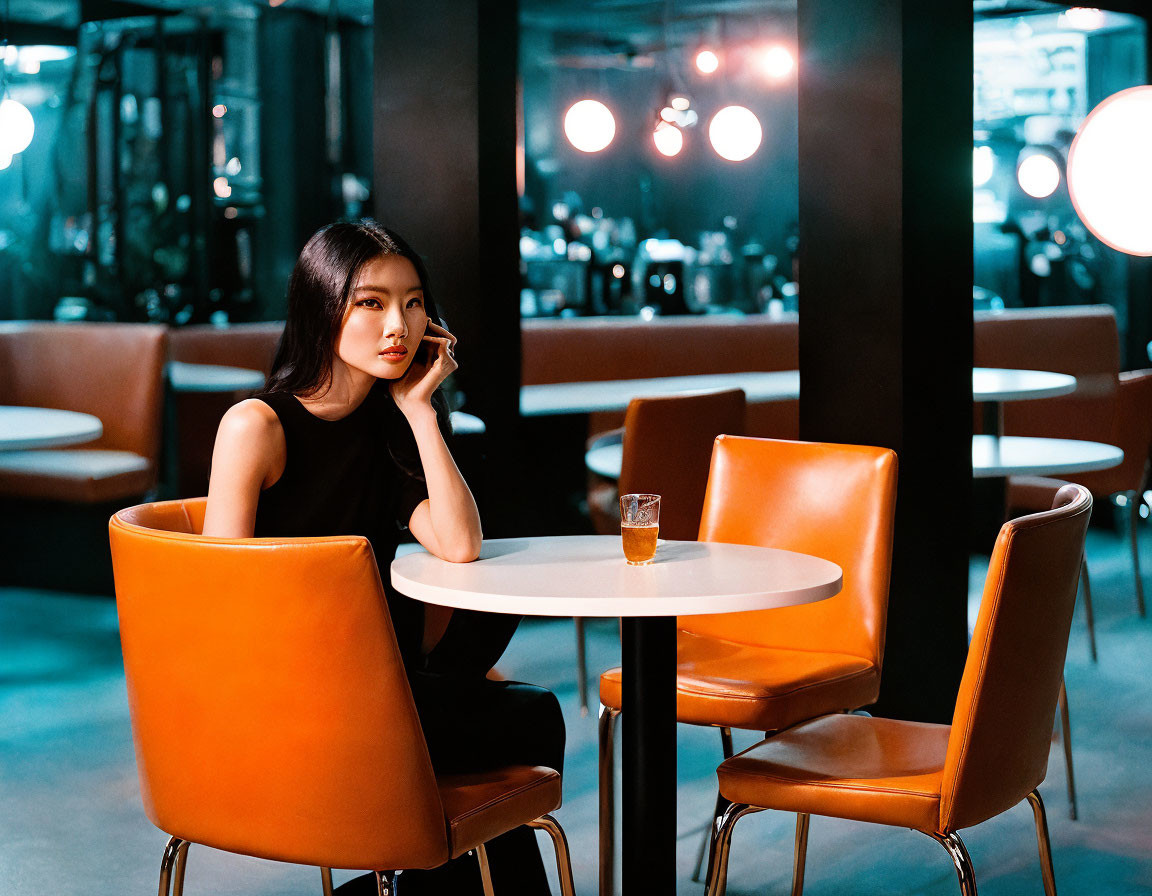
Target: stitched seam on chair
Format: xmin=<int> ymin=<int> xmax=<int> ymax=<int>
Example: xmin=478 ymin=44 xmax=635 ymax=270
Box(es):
xmin=678 ymin=636 xmax=874 ymax=663
xmin=727 ymin=768 xmax=940 ymax=801
xmin=448 ymin=776 xmax=558 ymax=828
xmin=675 ymin=666 xmax=875 ymax=701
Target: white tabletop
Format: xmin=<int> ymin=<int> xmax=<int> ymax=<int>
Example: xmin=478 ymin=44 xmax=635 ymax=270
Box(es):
xmin=521 ymin=367 xmax=1074 ymax=416
xmin=520 ymin=371 xmax=799 ymax=416
xmin=0 ymin=406 xmax=103 ymax=450
xmin=449 ymin=411 xmax=486 ymax=435
xmin=167 ymin=361 xmax=265 ymax=393
xmin=391 ymin=535 xmax=842 ymax=618
xmin=973 ymin=368 xmax=1076 ymax=401
xmin=588 ymin=435 xmax=1123 ymax=481
xmin=972 ymin=435 xmax=1123 ymax=478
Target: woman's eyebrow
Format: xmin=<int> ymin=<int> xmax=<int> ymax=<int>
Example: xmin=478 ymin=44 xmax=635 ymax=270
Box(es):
xmin=353 ymin=284 xmax=423 ymax=294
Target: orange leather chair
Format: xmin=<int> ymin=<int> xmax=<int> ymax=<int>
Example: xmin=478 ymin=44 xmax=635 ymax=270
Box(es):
xmin=598 ymin=436 xmax=898 ymax=895
xmin=109 ymin=498 xmax=575 ymax=896
xmin=703 ymin=484 xmax=1092 ymax=896
xmin=581 ymin=389 xmax=747 ymax=714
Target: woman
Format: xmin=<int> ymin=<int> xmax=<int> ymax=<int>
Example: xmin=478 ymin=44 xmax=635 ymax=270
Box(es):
xmin=204 ymin=221 xmax=564 ymax=895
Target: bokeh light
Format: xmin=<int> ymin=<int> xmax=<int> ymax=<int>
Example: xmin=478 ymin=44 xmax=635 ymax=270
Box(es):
xmin=759 ymin=46 xmax=795 ymax=79
xmin=1017 ymin=152 xmax=1061 ymax=199
xmin=1068 ymin=86 xmax=1152 ymax=256
xmin=0 ymin=99 xmax=35 ymax=155
xmin=564 ymin=100 xmax=615 ymax=153
xmin=973 ymin=145 xmax=995 ymax=187
xmin=695 ymin=49 xmax=720 ymax=74
xmin=708 ymin=105 xmax=762 ymax=162
xmin=653 ymin=122 xmax=684 ymax=157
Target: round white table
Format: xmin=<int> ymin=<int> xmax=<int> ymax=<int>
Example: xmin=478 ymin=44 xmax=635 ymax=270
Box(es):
xmin=587 ymin=435 xmax=1124 ymax=481
xmin=0 ymin=406 xmax=103 ymax=450
xmin=521 ymin=367 xmax=1074 ymax=417
xmin=166 ymin=361 xmax=266 ymax=393
xmin=392 ymin=535 xmax=842 ymax=893
xmin=449 ymin=411 xmax=486 ymax=435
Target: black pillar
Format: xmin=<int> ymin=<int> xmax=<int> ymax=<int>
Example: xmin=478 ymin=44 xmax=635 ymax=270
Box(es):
xmin=797 ymin=0 xmax=973 ymax=721
xmin=373 ymin=0 xmax=521 ymax=535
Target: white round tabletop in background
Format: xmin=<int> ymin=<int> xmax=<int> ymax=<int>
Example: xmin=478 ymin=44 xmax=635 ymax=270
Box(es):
xmin=972 ymin=368 xmax=1076 ymax=402
xmin=167 ymin=361 xmax=266 ymax=393
xmin=520 ymin=370 xmax=800 ymax=416
xmin=391 ymin=535 xmax=842 ymax=618
xmin=973 ymin=435 xmax=1123 ymax=478
xmin=449 ymin=411 xmax=486 ymax=435
xmin=0 ymin=406 xmax=103 ymax=450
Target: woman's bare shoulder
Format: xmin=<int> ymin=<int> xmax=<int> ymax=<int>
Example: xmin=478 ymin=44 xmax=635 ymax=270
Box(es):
xmin=213 ymin=398 xmax=287 ymax=489
xmin=219 ymin=397 xmax=281 ymax=438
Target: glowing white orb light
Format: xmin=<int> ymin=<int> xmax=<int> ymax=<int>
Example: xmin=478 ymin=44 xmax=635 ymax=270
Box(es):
xmin=653 ymin=121 xmax=684 ymax=157
xmin=0 ymin=149 xmax=12 ymax=171
xmin=0 ymin=99 xmax=35 ymax=155
xmin=696 ymin=49 xmax=720 ymax=74
xmin=973 ymin=145 xmax=995 ymax=187
xmin=709 ymin=105 xmax=762 ymax=162
xmin=1017 ymin=152 xmax=1061 ymax=199
xmin=760 ymin=46 xmax=795 ymax=80
xmin=564 ymin=100 xmax=615 ymax=153
xmin=1068 ymin=86 xmax=1152 ymax=256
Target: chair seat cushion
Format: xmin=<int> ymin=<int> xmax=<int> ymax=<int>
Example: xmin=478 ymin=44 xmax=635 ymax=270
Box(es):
xmin=718 ymin=714 xmax=950 ymax=833
xmin=439 ymin=765 xmax=561 ymax=858
xmin=1006 ymin=476 xmax=1068 ymax=514
xmin=599 ymin=630 xmax=880 ymax=731
xmin=0 ymin=449 xmax=154 ymax=503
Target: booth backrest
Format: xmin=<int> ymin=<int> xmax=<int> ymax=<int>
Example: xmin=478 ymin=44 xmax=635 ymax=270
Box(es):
xmin=168 ymin=322 xmax=285 ymax=375
xmin=522 ymin=314 xmax=799 ymax=438
xmin=974 ymin=306 xmax=1119 ymax=442
xmin=0 ymin=321 xmax=168 ymax=462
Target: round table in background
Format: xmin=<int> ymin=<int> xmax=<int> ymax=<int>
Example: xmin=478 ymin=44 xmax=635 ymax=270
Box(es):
xmin=0 ymin=406 xmax=103 ymax=451
xmin=166 ymin=361 xmax=266 ymax=393
xmin=392 ymin=534 xmax=842 ymax=894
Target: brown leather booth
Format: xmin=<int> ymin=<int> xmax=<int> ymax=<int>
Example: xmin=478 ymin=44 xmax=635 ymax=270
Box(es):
xmin=521 ymin=314 xmax=799 ymax=439
xmin=167 ymin=322 xmax=284 ymax=497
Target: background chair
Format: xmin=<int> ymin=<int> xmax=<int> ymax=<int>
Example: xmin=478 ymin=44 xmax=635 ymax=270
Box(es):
xmin=109 ymin=497 xmax=575 ymax=896
xmin=704 ymin=484 xmax=1092 ymax=896
xmin=598 ymin=435 xmax=898 ymax=895
xmin=0 ymin=321 xmax=168 ymax=592
xmin=581 ymin=388 xmax=746 ymax=715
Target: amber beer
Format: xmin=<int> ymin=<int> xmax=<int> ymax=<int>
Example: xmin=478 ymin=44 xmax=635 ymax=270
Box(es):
xmin=621 ymin=523 xmax=659 ymax=565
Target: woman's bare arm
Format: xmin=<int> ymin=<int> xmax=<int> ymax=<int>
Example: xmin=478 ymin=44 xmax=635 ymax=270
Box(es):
xmin=202 ymin=399 xmax=284 ymax=538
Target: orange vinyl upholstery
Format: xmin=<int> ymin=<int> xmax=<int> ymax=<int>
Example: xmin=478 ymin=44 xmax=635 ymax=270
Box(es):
xmin=709 ymin=485 xmax=1092 ymax=895
xmin=109 ymin=498 xmax=571 ymax=879
xmin=600 ymin=435 xmax=898 ymax=732
xmin=522 ymin=315 xmax=799 ymax=440
xmin=0 ymin=322 xmax=168 ymax=502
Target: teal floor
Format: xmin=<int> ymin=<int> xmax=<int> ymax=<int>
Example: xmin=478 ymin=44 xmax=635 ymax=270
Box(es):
xmin=3 ymin=524 xmax=1152 ymax=895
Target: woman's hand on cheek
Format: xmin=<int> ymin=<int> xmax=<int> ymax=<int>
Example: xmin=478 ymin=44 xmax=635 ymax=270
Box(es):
xmin=389 ymin=319 xmax=458 ymax=416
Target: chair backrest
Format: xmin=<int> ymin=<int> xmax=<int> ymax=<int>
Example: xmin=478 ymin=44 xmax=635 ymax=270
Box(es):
xmin=973 ymin=306 xmax=1118 ymax=442
xmin=168 ymin=321 xmax=285 ymax=376
xmin=619 ymin=389 xmax=746 ymax=541
xmin=1072 ymin=368 xmax=1152 ymax=496
xmin=109 ymin=498 xmax=450 ymax=871
xmin=684 ymin=436 xmax=898 ymax=667
xmin=0 ymin=321 xmax=168 ymax=461
xmin=939 ymin=484 xmax=1092 ymax=832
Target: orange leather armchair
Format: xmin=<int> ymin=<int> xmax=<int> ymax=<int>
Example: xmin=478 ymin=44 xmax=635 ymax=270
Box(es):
xmin=109 ymin=498 xmax=575 ymax=896
xmin=703 ymin=485 xmax=1092 ymax=896
xmin=598 ymin=435 xmax=898 ymax=894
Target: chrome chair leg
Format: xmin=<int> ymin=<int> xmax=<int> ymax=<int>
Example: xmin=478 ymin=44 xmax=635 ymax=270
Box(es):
xmin=529 ymin=815 xmax=577 ymax=896
xmin=928 ymin=830 xmax=978 ymax=896
xmin=373 ymin=871 xmax=397 ymax=896
xmin=1026 ymin=790 xmax=1059 ymax=896
xmin=1079 ymin=557 xmax=1097 ymax=663
xmin=1127 ymin=492 xmax=1146 ymax=617
xmin=321 ymin=867 xmax=334 ymax=896
xmin=575 ymin=618 xmax=589 ymax=716
xmin=790 ymin=813 xmax=810 ymax=896
xmin=1058 ymin=680 xmax=1078 ymax=820
xmin=692 ymin=727 xmax=736 ymax=882
xmin=598 ymin=704 xmax=619 ymax=896
xmin=475 ymin=844 xmax=496 ymax=896
xmin=170 ymin=840 xmax=190 ymax=896
xmin=157 ymin=836 xmax=186 ymax=896
xmin=704 ymin=803 xmax=762 ymax=896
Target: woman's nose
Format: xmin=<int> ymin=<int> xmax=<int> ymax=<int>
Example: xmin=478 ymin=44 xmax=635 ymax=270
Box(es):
xmin=383 ymin=307 xmax=407 ymax=338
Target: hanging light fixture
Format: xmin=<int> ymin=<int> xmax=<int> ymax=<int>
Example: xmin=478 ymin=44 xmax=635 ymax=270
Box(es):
xmin=564 ymin=99 xmax=615 ymax=153
xmin=1016 ymin=147 xmax=1062 ymax=199
xmin=709 ymin=105 xmax=762 ymax=162
xmin=1068 ymin=85 xmax=1152 ymax=256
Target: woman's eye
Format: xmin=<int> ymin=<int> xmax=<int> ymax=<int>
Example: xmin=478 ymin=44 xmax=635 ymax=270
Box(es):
xmin=358 ymin=298 xmax=382 ymax=309
xmin=407 ymin=297 xmax=424 ymax=309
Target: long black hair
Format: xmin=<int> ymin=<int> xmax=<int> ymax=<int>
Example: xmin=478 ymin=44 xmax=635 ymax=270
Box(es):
xmin=261 ymin=220 xmax=451 ymax=477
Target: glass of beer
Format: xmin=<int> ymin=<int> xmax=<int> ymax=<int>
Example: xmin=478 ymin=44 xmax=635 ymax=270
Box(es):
xmin=620 ymin=494 xmax=660 ymax=565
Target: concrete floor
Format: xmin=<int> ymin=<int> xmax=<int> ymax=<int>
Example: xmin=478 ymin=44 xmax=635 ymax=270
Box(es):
xmin=3 ymin=523 xmax=1152 ymax=895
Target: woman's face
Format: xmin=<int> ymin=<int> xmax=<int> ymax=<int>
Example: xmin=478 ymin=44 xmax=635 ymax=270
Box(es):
xmin=334 ymin=254 xmax=428 ymax=381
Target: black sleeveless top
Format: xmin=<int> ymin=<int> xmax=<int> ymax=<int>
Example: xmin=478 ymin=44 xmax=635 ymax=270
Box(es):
xmin=253 ymin=382 xmax=429 ymax=665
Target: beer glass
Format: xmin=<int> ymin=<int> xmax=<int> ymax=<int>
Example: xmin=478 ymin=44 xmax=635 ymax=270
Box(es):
xmin=619 ymin=493 xmax=660 ymax=565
